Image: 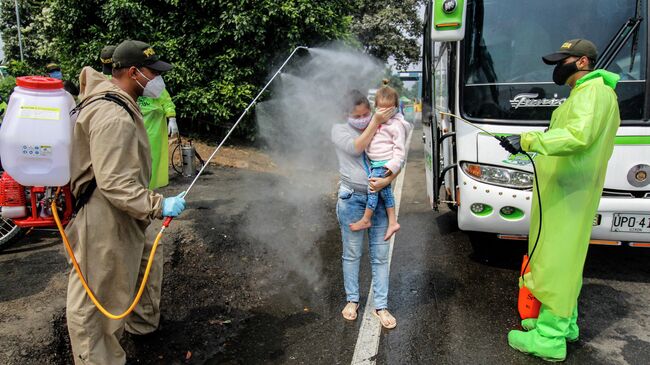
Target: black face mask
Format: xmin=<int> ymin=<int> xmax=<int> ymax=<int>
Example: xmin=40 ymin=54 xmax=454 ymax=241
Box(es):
xmin=552 ymin=60 xmax=579 ymax=85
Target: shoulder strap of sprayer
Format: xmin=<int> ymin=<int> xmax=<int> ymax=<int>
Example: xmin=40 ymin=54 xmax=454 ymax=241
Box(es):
xmin=71 ymin=93 xmax=135 ymax=214
xmin=362 ymin=152 xmax=371 ymax=178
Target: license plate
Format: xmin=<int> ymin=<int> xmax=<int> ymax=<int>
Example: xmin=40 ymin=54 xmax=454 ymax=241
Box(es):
xmin=611 ymin=213 xmax=650 ymax=233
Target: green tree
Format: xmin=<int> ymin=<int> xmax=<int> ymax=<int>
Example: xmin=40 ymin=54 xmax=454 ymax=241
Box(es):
xmin=351 ymin=0 xmax=424 ymax=68
xmin=0 ymin=0 xmax=50 ymax=69
xmin=0 ymin=1 xmax=426 ymax=139
xmin=402 ymin=82 xmax=419 ymax=100
xmin=2 ymin=0 xmax=355 ymax=139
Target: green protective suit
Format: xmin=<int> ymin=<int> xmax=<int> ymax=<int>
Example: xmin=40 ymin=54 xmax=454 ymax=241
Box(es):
xmin=519 ymin=70 xmax=620 ymax=319
xmin=138 ymin=88 xmax=176 ymax=189
xmin=508 ymin=70 xmax=620 ymax=361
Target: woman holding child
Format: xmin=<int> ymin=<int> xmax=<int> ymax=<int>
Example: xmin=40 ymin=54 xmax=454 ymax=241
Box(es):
xmin=331 ymin=86 xmax=411 ymax=329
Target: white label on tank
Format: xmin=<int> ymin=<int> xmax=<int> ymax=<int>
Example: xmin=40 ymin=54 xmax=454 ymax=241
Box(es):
xmin=21 ymin=145 xmax=52 ymax=158
xmin=18 ymin=105 xmax=61 ymax=121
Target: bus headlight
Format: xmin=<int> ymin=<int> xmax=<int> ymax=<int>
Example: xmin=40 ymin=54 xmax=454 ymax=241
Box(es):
xmin=461 ymin=162 xmax=533 ymax=189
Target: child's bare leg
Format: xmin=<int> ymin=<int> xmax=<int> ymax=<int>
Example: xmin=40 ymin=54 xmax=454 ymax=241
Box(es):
xmin=350 ymin=208 xmax=374 ymax=231
xmin=384 ymin=207 xmax=400 ymax=241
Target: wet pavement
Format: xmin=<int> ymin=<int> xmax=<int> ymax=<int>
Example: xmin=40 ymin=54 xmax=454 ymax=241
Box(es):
xmin=1 ymin=122 xmax=650 ymax=364
xmin=369 ymin=124 xmax=650 ymax=364
xmin=219 ymin=121 xmax=650 ymax=365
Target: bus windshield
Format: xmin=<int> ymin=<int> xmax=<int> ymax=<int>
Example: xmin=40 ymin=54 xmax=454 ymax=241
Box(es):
xmin=462 ymin=0 xmax=647 ymax=123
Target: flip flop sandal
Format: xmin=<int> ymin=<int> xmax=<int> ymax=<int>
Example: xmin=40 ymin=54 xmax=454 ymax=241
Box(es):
xmin=373 ymin=309 xmax=397 ymax=329
xmin=342 ymin=302 xmax=359 ymax=321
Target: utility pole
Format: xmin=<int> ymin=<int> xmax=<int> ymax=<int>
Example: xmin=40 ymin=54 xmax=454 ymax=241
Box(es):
xmin=14 ymin=0 xmax=24 ymax=62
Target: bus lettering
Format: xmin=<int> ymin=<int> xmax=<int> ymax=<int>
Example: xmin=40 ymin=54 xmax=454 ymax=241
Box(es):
xmin=509 ymin=93 xmax=567 ymax=109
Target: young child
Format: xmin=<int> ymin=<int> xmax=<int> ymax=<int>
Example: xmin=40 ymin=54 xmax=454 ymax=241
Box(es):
xmin=349 ymin=86 xmax=412 ymax=240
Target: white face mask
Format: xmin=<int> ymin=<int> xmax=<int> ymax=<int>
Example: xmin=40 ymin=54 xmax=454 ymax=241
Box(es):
xmin=136 ymin=68 xmax=166 ymax=98
xmin=347 ymin=115 xmax=372 ymax=130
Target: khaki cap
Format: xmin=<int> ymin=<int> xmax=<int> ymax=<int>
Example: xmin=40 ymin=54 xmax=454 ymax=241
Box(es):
xmin=542 ymin=39 xmax=598 ymax=65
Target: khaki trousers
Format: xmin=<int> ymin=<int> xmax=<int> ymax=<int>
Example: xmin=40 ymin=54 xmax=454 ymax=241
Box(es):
xmin=66 ymin=203 xmax=163 ymax=365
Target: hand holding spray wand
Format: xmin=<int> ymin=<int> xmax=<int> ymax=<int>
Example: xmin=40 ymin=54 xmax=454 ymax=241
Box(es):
xmin=52 ymin=46 xmax=309 ymax=319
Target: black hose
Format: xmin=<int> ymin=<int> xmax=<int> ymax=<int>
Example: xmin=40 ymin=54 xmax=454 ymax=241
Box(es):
xmin=520 ymin=151 xmax=542 ymax=279
xmin=171 ymin=143 xmax=183 ymax=175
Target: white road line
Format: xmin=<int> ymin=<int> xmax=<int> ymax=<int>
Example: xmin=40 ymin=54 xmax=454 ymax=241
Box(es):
xmin=351 ymin=130 xmax=414 ymax=365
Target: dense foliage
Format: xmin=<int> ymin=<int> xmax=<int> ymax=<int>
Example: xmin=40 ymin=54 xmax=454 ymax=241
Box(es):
xmin=0 ymin=0 xmax=422 ymax=138
xmin=351 ymin=0 xmax=424 ymax=69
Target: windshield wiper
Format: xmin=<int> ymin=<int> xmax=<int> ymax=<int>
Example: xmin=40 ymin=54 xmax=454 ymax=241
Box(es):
xmin=595 ymin=17 xmax=643 ymax=70
xmin=629 ymin=0 xmax=643 ymax=72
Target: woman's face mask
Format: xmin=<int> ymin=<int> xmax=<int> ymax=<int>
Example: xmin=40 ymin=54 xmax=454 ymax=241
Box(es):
xmin=347 ymin=114 xmax=372 ymax=130
xmin=347 ymin=104 xmax=372 ymax=130
xmin=136 ymin=68 xmax=166 ymax=98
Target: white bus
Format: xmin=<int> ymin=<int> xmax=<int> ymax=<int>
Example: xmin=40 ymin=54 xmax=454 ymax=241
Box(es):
xmin=422 ymin=0 xmax=650 ymax=251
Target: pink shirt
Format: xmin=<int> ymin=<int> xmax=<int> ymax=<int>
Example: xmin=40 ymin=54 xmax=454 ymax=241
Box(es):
xmin=365 ymin=113 xmax=412 ymax=174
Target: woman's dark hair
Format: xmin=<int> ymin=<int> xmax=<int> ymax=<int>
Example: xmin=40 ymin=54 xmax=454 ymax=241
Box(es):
xmin=344 ymin=89 xmax=370 ymax=114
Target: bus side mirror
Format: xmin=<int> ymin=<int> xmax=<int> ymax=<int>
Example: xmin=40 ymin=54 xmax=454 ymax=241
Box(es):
xmin=431 ymin=0 xmax=467 ymax=42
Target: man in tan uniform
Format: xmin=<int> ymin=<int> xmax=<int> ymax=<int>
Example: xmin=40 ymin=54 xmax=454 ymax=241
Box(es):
xmin=66 ymin=40 xmax=186 ymax=365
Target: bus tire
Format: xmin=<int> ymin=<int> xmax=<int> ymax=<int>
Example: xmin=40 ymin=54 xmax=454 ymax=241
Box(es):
xmin=467 ymin=231 xmax=498 ymax=261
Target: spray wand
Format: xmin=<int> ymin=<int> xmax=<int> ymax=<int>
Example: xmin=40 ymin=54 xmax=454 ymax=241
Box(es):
xmin=435 ymin=109 xmax=542 ymax=279
xmin=164 ymin=45 xmax=309 ymax=228
xmin=52 ymin=46 xmax=309 ymax=320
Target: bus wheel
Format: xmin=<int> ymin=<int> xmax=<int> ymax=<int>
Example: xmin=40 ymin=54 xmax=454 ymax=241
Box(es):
xmin=467 ymin=231 xmax=498 ymax=261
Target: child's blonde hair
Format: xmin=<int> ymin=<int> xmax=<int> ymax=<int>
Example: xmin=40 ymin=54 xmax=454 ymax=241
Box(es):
xmin=375 ymin=86 xmax=399 ymax=108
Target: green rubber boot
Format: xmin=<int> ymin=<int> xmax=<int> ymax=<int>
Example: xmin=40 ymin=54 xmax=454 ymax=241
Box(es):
xmin=509 ymin=306 xmax=569 ymax=362
xmin=567 ymin=306 xmax=579 ymax=342
xmin=521 ymin=317 xmax=537 ymax=331
xmin=521 ymin=306 xmax=579 ymax=342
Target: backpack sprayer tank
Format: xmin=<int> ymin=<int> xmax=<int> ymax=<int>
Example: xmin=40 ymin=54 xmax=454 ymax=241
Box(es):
xmin=0 ymin=76 xmax=76 ymax=226
xmin=0 ymin=76 xmax=76 ymax=186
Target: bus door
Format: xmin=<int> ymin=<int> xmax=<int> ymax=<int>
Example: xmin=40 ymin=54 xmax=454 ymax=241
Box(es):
xmin=423 ymin=0 xmax=466 ymax=211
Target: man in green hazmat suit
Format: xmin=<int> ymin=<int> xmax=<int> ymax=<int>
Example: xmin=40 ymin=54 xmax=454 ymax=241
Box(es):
xmin=499 ymin=39 xmax=621 ymax=362
xmin=138 ymin=87 xmax=177 ymax=189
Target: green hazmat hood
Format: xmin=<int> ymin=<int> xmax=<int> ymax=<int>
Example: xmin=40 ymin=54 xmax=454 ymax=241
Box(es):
xmin=432 ymin=0 xmax=467 ymax=42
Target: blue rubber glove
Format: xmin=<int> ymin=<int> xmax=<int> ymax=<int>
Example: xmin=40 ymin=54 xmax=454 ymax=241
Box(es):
xmin=162 ymin=192 xmax=186 ymax=217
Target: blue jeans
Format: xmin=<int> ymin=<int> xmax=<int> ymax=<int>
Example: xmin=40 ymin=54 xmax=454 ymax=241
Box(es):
xmin=336 ymin=184 xmax=390 ymax=309
xmin=367 ymin=166 xmax=395 ymax=211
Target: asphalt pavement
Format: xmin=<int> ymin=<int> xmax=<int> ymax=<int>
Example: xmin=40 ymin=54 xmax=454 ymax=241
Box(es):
xmin=1 ymin=121 xmax=650 ymax=365
xmin=211 ymin=121 xmax=650 ymax=364
xmin=369 ymin=123 xmax=650 ymax=365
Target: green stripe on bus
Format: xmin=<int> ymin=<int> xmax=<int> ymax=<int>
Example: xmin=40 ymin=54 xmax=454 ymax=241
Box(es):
xmin=615 ymin=136 xmax=650 ymax=145
xmin=480 ymin=134 xmax=650 ymax=145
